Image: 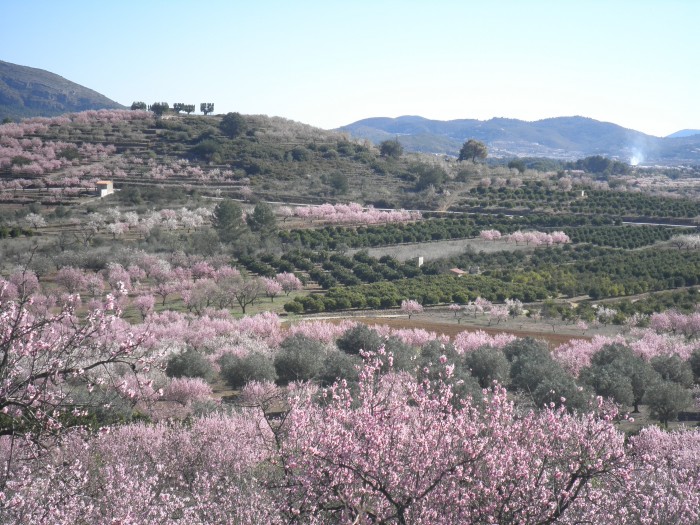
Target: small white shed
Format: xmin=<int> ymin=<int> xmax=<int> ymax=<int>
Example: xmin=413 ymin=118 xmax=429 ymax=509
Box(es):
xmin=96 ymin=180 xmax=114 ymax=198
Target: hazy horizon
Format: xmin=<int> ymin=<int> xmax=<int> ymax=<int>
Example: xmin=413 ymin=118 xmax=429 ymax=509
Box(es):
xmin=2 ymin=0 xmax=698 ymax=137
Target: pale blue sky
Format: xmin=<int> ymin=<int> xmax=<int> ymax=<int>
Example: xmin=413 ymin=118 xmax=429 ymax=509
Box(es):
xmin=1 ymin=0 xmax=697 ymax=136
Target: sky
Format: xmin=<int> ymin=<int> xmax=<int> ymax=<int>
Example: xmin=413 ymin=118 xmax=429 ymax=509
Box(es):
xmin=1 ymin=0 xmax=698 ymax=137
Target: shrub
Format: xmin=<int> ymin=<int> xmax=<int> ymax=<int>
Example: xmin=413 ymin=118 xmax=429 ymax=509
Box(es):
xmin=274 ymin=334 xmax=327 ymax=384
xmin=284 ymin=300 xmax=304 ymax=314
xmin=650 ymin=355 xmax=694 ymax=388
xmin=336 ymin=325 xmax=383 ymax=355
xmin=383 ymin=337 xmax=420 ymax=374
xmin=690 ymin=349 xmax=700 ymax=383
xmin=165 ymin=348 xmax=214 ymax=381
xmin=643 ymin=380 xmax=693 ymax=427
xmin=532 ymin=374 xmax=592 ymax=412
xmin=219 ymin=352 xmax=277 ymax=389
xmin=319 ymin=352 xmax=362 ymax=386
xmin=464 ymin=347 xmax=511 ymax=388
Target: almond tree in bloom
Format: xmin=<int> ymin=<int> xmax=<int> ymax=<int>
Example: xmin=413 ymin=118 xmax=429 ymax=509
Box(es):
xmin=453 ymin=329 xmax=517 ymax=354
xmin=231 ymin=277 xmax=263 ymax=314
xmin=1 ymin=325 xmax=698 ymax=522
xmin=552 ymin=335 xmax=626 ymax=376
xmin=0 ymin=413 xmax=280 ymax=524
xmin=280 ymin=350 xmax=628 ymax=523
xmin=292 ymin=202 xmax=419 ymax=225
xmin=506 ymin=230 xmax=569 ymax=247
xmin=551 ymin=230 xmax=571 ymax=244
xmin=505 ymin=298 xmax=524 ymax=317
xmin=105 ymin=262 xmax=132 ymax=292
xmin=262 ymin=277 xmax=283 ymax=302
xmin=400 ymin=299 xmax=423 ymax=319
xmin=0 ymin=283 xmax=156 ymax=444
xmin=488 ymin=304 xmax=510 ymax=325
xmin=24 ymin=213 xmax=46 ymax=229
xmin=596 ymin=306 xmax=617 ymax=325
xmin=278 ymin=205 xmax=294 ymax=222
xmin=160 ymin=377 xmax=214 ymax=407
xmin=287 ymin=319 xmax=357 ymax=344
xmin=191 ymin=261 xmax=216 ymax=281
xmin=106 ymin=221 xmax=129 ymax=238
xmin=54 ymin=266 xmax=88 ymax=294
xmin=372 ymin=324 xmax=450 ymax=347
xmin=133 ymin=294 xmax=155 ymax=320
xmin=572 ymin=426 xmax=700 ymax=524
xmin=84 ymin=273 xmax=105 ymax=297
xmin=479 ymin=229 xmax=502 ymax=241
xmin=275 ymin=272 xmax=303 ymax=295
xmin=649 ymin=309 xmax=700 ymax=339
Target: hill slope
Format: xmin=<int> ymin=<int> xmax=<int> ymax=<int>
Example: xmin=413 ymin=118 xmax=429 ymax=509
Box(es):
xmin=339 ymin=115 xmax=700 ymax=165
xmin=667 ymin=129 xmax=700 ymax=139
xmin=0 ymin=60 xmax=124 ymax=120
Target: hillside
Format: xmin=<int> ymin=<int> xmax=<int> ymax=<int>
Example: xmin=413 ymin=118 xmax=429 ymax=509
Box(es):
xmin=4 ymin=108 xmax=700 ymax=218
xmin=0 ymin=110 xmax=453 ymax=211
xmin=339 ymin=115 xmax=700 ymax=165
xmin=667 ymin=129 xmax=700 ymax=139
xmin=0 ymin=60 xmax=124 ymax=120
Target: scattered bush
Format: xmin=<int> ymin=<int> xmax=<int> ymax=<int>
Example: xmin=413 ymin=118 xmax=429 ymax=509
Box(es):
xmin=219 ymin=352 xmax=277 ymax=389
xmin=274 ymin=334 xmax=327 ymax=384
xmin=165 ymin=348 xmax=215 ymax=381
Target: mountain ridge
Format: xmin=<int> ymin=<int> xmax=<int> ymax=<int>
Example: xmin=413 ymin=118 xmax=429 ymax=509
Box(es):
xmin=338 ymin=115 xmax=700 ymax=165
xmin=0 ymin=60 xmax=124 ymax=120
xmin=1 ymin=58 xmax=698 ymax=165
xmin=667 ymin=129 xmax=700 ymax=139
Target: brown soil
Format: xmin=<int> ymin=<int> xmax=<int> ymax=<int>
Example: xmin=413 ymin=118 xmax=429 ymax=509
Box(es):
xmin=316 ymin=315 xmax=590 ymax=348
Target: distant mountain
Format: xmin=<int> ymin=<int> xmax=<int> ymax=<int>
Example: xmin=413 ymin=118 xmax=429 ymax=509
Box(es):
xmin=0 ymin=60 xmax=124 ymax=120
xmin=667 ymin=129 xmax=700 ymax=139
xmin=338 ymin=115 xmax=700 ymax=165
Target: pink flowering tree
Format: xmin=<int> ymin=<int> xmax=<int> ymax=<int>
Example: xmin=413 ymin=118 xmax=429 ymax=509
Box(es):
xmin=479 ymin=229 xmax=502 ymax=242
xmin=160 ymin=377 xmax=215 ymax=407
xmin=191 ymin=261 xmax=216 ymax=281
xmin=453 ymin=330 xmax=516 ymax=354
xmin=448 ymin=303 xmax=462 ymax=318
xmin=105 ymin=262 xmax=132 ymax=292
xmin=488 ymin=304 xmax=510 ymax=325
xmin=573 ymin=426 xmax=700 ymax=524
xmin=231 ymin=277 xmax=263 ymax=314
xmin=54 ymin=266 xmax=88 ymax=294
xmin=275 ymin=272 xmax=303 ymax=295
xmin=0 ymin=288 xmax=156 ymax=444
xmin=133 ymin=294 xmax=155 ymax=320
xmin=400 ymin=299 xmax=423 ymax=319
xmin=261 ymin=277 xmax=283 ymax=302
xmin=0 ymin=413 xmax=279 ymax=524
xmin=551 ymin=231 xmax=571 ymax=244
xmin=84 ymin=274 xmax=105 ymax=298
xmin=279 ymin=350 xmax=628 ymax=523
xmin=507 ymin=231 xmax=525 ymax=245
xmin=287 ymin=319 xmax=357 ymax=344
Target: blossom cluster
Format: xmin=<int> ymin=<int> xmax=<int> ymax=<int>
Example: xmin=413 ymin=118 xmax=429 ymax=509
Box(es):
xmin=287 ymin=202 xmax=421 ymax=225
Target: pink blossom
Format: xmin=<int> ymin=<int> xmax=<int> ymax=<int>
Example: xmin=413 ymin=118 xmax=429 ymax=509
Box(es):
xmin=453 ymin=329 xmax=517 ymax=354
xmin=275 ymin=272 xmax=303 ymax=295
xmin=479 ymin=229 xmax=502 ymax=241
xmin=400 ymin=299 xmax=423 ymax=319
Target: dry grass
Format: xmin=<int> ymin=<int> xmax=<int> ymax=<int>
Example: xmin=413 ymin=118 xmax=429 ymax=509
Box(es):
xmin=349 ymin=237 xmax=533 ymax=263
